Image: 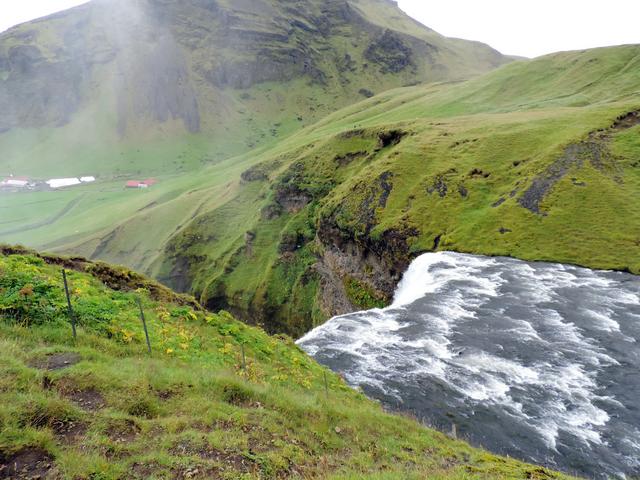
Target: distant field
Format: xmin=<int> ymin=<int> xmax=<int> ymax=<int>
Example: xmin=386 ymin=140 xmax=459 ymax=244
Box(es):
xmin=0 ymin=136 xmax=287 ymax=271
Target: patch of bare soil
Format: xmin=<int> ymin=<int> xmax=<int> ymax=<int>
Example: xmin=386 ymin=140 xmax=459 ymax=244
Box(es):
xmin=106 ymin=419 xmax=141 ymax=444
xmin=29 ymin=353 xmax=81 ymax=371
xmin=0 ymin=448 xmax=55 ymax=479
xmin=172 ymin=465 xmax=221 ymax=480
xmin=170 ymin=441 xmax=256 ymax=475
xmin=54 ymin=378 xmax=106 ymax=411
xmin=525 ymin=466 xmax=555 ymax=479
xmin=130 ymin=461 xmax=165 ymax=479
xmin=53 ymin=419 xmax=88 ymax=445
xmin=64 ymin=388 xmax=105 ymax=411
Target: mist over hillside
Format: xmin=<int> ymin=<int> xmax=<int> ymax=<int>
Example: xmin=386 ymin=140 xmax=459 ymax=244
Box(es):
xmin=0 ymin=0 xmax=507 ymax=176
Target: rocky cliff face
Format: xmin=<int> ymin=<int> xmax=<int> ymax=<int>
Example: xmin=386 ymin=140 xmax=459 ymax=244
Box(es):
xmin=157 ymin=126 xmax=422 ymax=336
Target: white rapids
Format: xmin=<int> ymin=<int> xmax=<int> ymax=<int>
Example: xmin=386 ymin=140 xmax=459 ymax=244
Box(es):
xmin=298 ymin=252 xmax=640 ymax=479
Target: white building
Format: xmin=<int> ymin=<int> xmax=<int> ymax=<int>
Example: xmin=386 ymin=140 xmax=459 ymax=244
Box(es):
xmin=47 ymin=178 xmax=82 ymax=189
xmin=3 ymin=179 xmax=28 ymax=187
xmin=80 ymin=176 xmax=96 ymax=183
xmin=0 ymin=176 xmax=29 ymax=188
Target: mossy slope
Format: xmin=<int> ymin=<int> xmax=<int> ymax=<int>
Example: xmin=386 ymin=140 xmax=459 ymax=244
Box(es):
xmin=0 ymin=248 xmax=572 ymax=479
xmin=158 ymin=45 xmax=640 ymax=336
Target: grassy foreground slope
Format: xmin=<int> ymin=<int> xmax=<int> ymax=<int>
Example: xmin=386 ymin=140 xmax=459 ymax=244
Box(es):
xmin=0 ymin=247 xmax=571 ymax=479
xmin=157 ymin=45 xmax=640 ymax=335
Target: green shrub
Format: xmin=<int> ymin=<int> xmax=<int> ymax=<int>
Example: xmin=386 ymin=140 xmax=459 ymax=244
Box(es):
xmin=18 ymin=396 xmax=80 ymax=429
xmin=126 ymin=396 xmax=159 ymax=419
xmin=221 ymin=381 xmax=256 ymax=406
xmin=343 ymin=276 xmax=387 ymax=310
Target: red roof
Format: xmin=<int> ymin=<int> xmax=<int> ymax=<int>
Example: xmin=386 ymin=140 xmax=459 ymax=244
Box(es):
xmin=126 ymin=181 xmax=140 ymax=187
xmin=142 ymin=178 xmax=157 ymax=185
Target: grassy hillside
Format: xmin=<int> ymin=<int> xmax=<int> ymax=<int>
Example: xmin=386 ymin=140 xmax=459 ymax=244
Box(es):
xmin=0 ymin=247 xmax=572 ymax=479
xmin=0 ymin=0 xmax=509 ymax=280
xmin=2 ymin=45 xmax=639 ymax=336
xmin=154 ymin=45 xmax=640 ymax=335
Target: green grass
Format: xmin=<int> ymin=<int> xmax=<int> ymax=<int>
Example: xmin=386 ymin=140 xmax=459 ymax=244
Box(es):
xmin=0 ymin=248 xmax=574 ymax=479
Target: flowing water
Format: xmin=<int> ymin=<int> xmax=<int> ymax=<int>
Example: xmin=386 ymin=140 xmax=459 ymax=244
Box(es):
xmin=298 ymin=252 xmax=640 ymax=479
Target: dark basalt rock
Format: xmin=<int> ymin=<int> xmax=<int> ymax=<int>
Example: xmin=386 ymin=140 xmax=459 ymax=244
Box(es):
xmin=274 ymin=184 xmax=312 ymax=214
xmin=278 ymin=232 xmax=305 ymax=253
xmin=241 ymin=166 xmax=269 ymax=182
xmin=377 ymin=130 xmax=407 ymax=148
xmin=317 ymin=214 xmax=419 ymax=307
xmin=469 ymin=168 xmax=491 ymax=178
xmin=365 ymin=30 xmax=414 ymax=74
xmin=203 ymin=45 xmax=326 ymax=89
xmin=359 ymin=88 xmax=375 ymax=98
xmin=427 ymin=176 xmax=448 ymax=197
xmin=7 ymin=45 xmax=43 ymax=74
xmin=334 ymin=151 xmax=368 ymax=166
xmin=519 ymin=111 xmax=639 ymax=215
xmin=261 ymin=204 xmax=283 ymax=220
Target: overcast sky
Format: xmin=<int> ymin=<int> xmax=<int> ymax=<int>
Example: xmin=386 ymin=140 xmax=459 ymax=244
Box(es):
xmin=0 ymin=0 xmax=638 ymax=58
xmin=398 ymin=0 xmax=639 ymax=57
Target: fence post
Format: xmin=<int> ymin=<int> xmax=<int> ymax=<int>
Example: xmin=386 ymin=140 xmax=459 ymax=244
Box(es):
xmin=61 ymin=269 xmax=77 ymax=340
xmin=240 ymin=343 xmax=247 ymax=372
xmin=136 ymin=297 xmax=152 ymax=354
xmin=323 ymin=371 xmax=329 ymax=399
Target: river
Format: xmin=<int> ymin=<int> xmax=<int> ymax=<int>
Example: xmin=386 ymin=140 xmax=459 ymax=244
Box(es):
xmin=298 ymin=252 xmax=640 ymax=479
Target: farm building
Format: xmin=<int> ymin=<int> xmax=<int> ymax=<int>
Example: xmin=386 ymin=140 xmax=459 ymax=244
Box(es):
xmin=125 ymin=179 xmax=158 ymax=189
xmin=0 ymin=176 xmax=29 ymax=188
xmin=47 ymin=178 xmax=81 ymax=189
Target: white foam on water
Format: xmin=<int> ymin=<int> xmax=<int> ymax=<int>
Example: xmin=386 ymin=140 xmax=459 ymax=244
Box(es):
xmin=298 ymin=252 xmax=640 ymax=477
xmin=391 ymin=251 xmax=500 ymax=308
xmin=456 ymin=352 xmax=540 ymax=384
xmin=583 ymin=307 xmax=621 ymax=333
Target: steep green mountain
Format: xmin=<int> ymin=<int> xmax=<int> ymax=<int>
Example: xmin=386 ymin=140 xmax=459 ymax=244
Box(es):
xmin=0 ymin=0 xmax=507 ymax=177
xmin=0 ymin=246 xmax=572 ymax=479
xmin=153 ymin=45 xmax=640 ymax=335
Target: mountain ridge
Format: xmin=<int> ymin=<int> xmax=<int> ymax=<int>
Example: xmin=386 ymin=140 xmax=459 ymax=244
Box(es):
xmin=0 ymin=0 xmax=508 ymax=176
xmin=1 ymin=4 xmax=638 ymax=338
